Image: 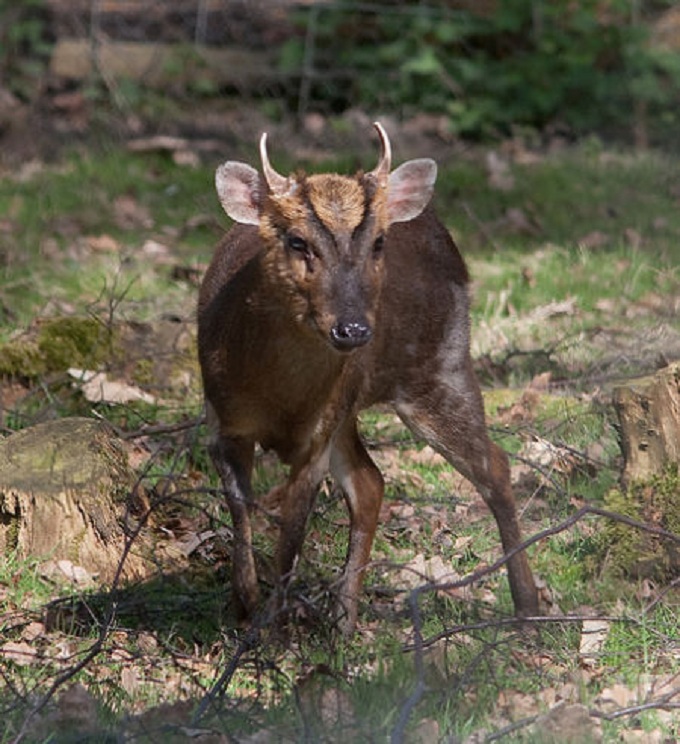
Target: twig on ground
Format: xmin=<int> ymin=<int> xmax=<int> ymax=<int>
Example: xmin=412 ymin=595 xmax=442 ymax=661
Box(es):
xmin=484 ymin=714 xmax=541 ymax=742
xmin=119 ymin=415 xmax=204 ymax=440
xmin=392 ymin=503 xmax=680 ymax=738
xmin=191 ymin=628 xmax=260 ymax=725
xmin=643 ymin=575 xmax=680 ymax=615
xmin=590 ymin=686 xmax=680 ymax=721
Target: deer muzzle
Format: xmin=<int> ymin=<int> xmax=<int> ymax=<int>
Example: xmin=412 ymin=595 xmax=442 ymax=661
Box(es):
xmin=329 ymin=320 xmax=373 ymax=350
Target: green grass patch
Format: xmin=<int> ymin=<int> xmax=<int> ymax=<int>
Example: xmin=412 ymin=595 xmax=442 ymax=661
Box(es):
xmin=1 ymin=140 xmax=679 ymax=741
xmin=0 ymin=148 xmax=218 ymax=330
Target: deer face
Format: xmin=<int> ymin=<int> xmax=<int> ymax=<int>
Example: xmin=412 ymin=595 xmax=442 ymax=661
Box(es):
xmin=215 ymin=123 xmax=437 ymax=352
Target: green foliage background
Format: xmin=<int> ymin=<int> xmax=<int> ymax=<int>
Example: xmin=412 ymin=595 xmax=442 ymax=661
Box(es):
xmin=2 ymin=1 xmax=680 ymax=143
xmin=0 ymin=0 xmax=51 ymax=101
xmin=280 ymin=0 xmax=680 ymax=142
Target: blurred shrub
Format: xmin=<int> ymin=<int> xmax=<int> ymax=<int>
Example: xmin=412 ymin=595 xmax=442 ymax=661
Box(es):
xmin=0 ymin=0 xmax=51 ymax=101
xmin=280 ymin=0 xmax=680 ymax=141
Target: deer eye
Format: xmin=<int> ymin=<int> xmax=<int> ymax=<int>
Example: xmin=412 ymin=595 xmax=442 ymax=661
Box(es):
xmin=373 ymin=234 xmax=385 ymax=255
xmin=287 ymin=234 xmax=309 ymax=253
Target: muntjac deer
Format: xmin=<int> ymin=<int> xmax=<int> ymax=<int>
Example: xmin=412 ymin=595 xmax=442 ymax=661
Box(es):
xmin=198 ymin=123 xmax=537 ymax=635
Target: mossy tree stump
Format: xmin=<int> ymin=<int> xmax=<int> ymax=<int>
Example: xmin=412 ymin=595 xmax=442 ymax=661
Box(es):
xmin=602 ymin=364 xmax=680 ymax=580
xmin=0 ymin=418 xmax=150 ymax=582
xmin=613 ymin=363 xmax=680 ymax=485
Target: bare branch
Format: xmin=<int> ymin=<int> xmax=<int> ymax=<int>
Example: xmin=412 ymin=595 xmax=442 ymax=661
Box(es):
xmin=590 ymin=687 xmax=680 ymax=721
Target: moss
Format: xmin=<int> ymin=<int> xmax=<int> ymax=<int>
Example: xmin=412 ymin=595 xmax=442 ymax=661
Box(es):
xmin=69 ymin=526 xmax=88 ymax=564
xmin=0 ymin=317 xmax=114 ymax=379
xmin=0 ymin=339 xmax=47 ymax=377
xmin=132 ymin=358 xmax=155 ymax=386
xmin=595 ymin=465 xmax=680 ymax=580
xmin=36 ymin=317 xmax=112 ymax=371
xmin=0 ymin=492 xmax=21 ymax=551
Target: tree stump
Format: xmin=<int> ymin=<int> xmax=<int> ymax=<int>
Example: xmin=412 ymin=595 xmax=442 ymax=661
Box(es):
xmin=0 ymin=417 xmax=150 ymax=583
xmin=613 ymin=363 xmax=680 ymax=484
xmin=605 ymin=364 xmax=680 ymax=580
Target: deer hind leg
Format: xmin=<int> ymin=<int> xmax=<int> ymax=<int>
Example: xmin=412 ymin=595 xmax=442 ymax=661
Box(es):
xmin=330 ymin=418 xmax=385 ymax=635
xmin=208 ymin=428 xmax=258 ymax=621
xmin=396 ymin=362 xmax=538 ymax=617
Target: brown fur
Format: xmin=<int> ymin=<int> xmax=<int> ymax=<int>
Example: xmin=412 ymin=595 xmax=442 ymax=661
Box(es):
xmin=198 ymin=148 xmax=537 ymax=635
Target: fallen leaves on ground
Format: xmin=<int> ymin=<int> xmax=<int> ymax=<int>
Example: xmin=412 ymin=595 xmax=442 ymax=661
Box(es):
xmin=578 ymin=618 xmax=610 ymax=667
xmin=68 ymin=367 xmax=158 ymax=405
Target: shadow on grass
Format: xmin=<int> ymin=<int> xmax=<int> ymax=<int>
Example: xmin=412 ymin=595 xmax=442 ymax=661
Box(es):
xmin=42 ymin=566 xmax=232 ymax=648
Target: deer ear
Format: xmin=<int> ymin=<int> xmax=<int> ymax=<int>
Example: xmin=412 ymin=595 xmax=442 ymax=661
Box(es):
xmin=215 ymin=162 xmax=262 ymax=225
xmin=387 ymin=158 xmax=437 ymax=225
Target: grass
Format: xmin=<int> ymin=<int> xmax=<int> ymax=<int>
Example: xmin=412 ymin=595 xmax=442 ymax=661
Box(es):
xmin=0 ymin=149 xmax=216 ymax=333
xmin=1 ymin=136 xmax=679 ymax=741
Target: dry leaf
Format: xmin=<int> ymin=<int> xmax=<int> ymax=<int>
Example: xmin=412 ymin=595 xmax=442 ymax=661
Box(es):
xmin=519 ymin=437 xmax=579 ymax=476
xmin=114 ymin=194 xmax=153 ymax=230
xmin=620 ymin=730 xmax=664 ymax=744
xmin=555 ymin=681 xmax=579 ymax=704
xmin=402 ymin=445 xmax=446 ymax=467
xmin=498 ymin=689 xmax=540 ymax=718
xmin=453 ymin=536 xmax=474 ymax=552
xmin=51 ymin=638 xmax=78 ymax=660
xmin=397 ymin=553 xmax=459 ymax=590
xmin=579 ymin=619 xmax=609 ymax=667
xmin=172 ymin=149 xmax=200 ymax=167
xmin=55 ymin=685 xmax=99 ymax=730
xmin=502 ymin=206 xmax=542 ymax=236
xmin=121 ymin=666 xmax=139 ymax=696
xmin=527 ymin=297 xmax=577 ymax=320
xmin=1 ymin=640 xmax=37 ymax=666
xmin=411 ymin=718 xmax=440 ymax=744
xmin=127 ymin=135 xmax=190 ymax=152
xmin=390 ymin=503 xmax=416 ymax=520
xmin=596 ymin=682 xmax=637 ymax=710
xmin=623 ymin=227 xmax=643 ymax=249
xmin=141 ymin=238 xmax=172 ymax=261
xmin=498 ymin=389 xmax=540 ymax=424
xmin=86 ymin=233 xmax=121 ymax=253
xmin=69 ymin=368 xmax=157 ymax=405
xmin=176 ymin=530 xmax=216 ymax=557
xmin=578 ymin=230 xmax=610 ymax=249
xmin=56 ymin=559 xmax=95 ymax=586
xmin=528 ymin=371 xmax=552 ymax=391
xmin=318 ymin=686 xmax=354 ymax=729
xmin=22 ymin=621 xmax=45 ymax=642
xmin=486 ymin=151 xmax=515 ymax=191
xmin=594 ymin=297 xmax=618 ymax=313
xmin=533 ymin=702 xmax=602 ymax=743
xmin=136 ymin=632 xmax=158 ymax=653
xmin=111 ymin=648 xmax=134 ymax=663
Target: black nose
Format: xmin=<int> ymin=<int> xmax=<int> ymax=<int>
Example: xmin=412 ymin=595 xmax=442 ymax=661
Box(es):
xmin=330 ymin=321 xmax=373 ymax=350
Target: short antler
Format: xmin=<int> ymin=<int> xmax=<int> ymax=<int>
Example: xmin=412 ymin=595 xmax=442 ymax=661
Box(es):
xmin=260 ymin=133 xmax=290 ymax=196
xmin=369 ymin=121 xmax=392 ymax=187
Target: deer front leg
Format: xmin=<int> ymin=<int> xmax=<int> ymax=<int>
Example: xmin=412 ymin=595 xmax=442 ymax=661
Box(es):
xmin=208 ymin=431 xmax=258 ymax=621
xmin=330 ymin=419 xmax=384 ymax=635
xmin=272 ymin=448 xmax=333 ymax=619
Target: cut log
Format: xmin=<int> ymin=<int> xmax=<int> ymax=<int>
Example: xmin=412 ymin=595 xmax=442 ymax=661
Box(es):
xmin=49 ymin=39 xmax=280 ymax=89
xmin=0 ymin=417 xmax=150 ymax=583
xmin=613 ymin=363 xmax=680 ymax=484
